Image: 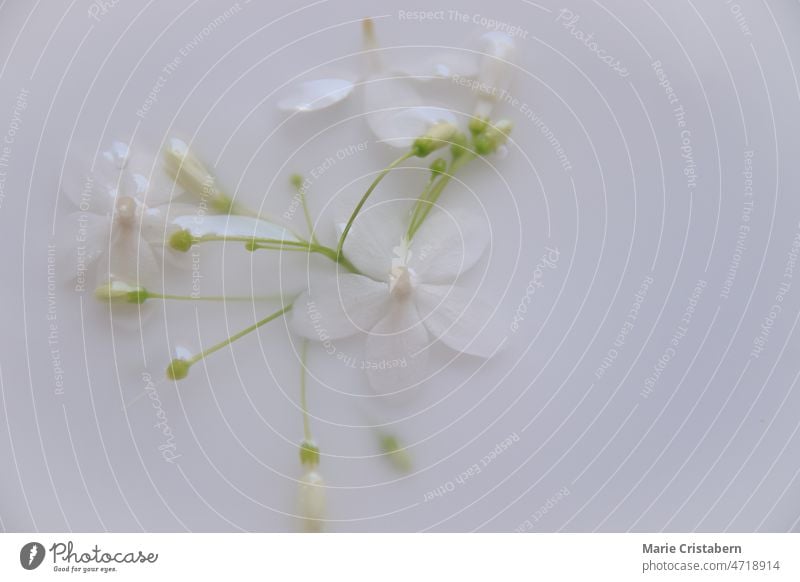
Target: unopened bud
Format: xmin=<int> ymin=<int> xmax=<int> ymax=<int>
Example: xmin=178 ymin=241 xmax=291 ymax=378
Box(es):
xmin=429 ymin=158 xmax=447 ymax=176
xmin=94 ymin=280 xmax=148 ymax=304
xmin=299 ymin=440 xmax=320 ymax=467
xmin=412 ymin=122 xmax=457 ymax=157
xmin=166 ymin=358 xmax=191 ymax=380
xmin=169 ymin=229 xmax=194 ymax=252
xmin=297 ymin=469 xmax=326 ymax=533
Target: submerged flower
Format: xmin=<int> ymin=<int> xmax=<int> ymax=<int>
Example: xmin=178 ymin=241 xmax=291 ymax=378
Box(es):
xmin=278 ymin=20 xmax=515 ymax=149
xmin=59 ymin=140 xmax=194 ymax=287
xmin=290 ymin=199 xmax=501 ymax=395
xmin=297 ymin=469 xmax=326 ymax=533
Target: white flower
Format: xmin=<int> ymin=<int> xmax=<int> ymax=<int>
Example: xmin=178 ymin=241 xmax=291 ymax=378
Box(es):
xmin=290 ymin=198 xmax=501 ymax=395
xmin=297 ymin=469 xmax=326 ymax=533
xmin=59 ymin=141 xmax=194 ymax=287
xmin=278 ymin=20 xmax=515 ymax=149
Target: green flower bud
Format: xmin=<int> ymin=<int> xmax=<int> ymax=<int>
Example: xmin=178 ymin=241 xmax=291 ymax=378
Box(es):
xmin=468 ymin=116 xmax=489 ymax=135
xmin=473 ymin=119 xmax=513 ymax=156
xmin=300 ymin=440 xmax=320 ymax=467
xmin=429 ymin=158 xmax=447 ymax=176
xmin=290 ymin=173 xmax=304 ymax=190
xmin=380 ymin=434 xmax=413 ymax=473
xmin=473 ymin=134 xmax=494 ymax=156
xmin=166 ymin=358 xmax=191 ymax=380
xmin=169 ymin=229 xmax=194 ymax=253
xmin=449 ymin=131 xmax=470 ymax=160
xmin=411 ymin=122 xmax=458 ymax=157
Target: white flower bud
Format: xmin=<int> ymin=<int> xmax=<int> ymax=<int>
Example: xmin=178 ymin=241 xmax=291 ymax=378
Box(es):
xmin=164 ymin=138 xmax=231 ymax=211
xmin=474 ymin=32 xmax=516 ymax=118
xmin=297 ymin=469 xmax=326 ymax=532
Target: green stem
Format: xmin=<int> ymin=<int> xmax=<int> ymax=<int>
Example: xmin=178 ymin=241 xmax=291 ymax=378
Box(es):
xmin=336 ymin=151 xmax=415 ymax=258
xmin=300 ymin=339 xmax=311 ymax=441
xmin=149 ymin=292 xmax=287 ymax=303
xmin=193 ymin=235 xmax=360 ymax=273
xmin=187 ymin=303 xmax=293 ymax=366
xmin=407 ymin=152 xmax=475 ymax=239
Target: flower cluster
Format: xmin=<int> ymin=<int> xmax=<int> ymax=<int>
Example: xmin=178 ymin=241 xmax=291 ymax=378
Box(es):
xmin=60 ymin=19 xmax=517 ymax=532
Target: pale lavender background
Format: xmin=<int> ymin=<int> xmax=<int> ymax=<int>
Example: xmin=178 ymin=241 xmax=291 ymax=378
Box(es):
xmin=0 ymin=0 xmax=799 ymax=532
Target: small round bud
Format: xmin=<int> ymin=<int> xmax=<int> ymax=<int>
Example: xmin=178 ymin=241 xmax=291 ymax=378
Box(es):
xmin=473 ymin=134 xmax=494 ymax=156
xmin=411 ymin=122 xmax=458 ymax=157
xmin=210 ymin=194 xmax=234 ymax=214
xmin=468 ymin=117 xmax=489 ymax=135
xmin=166 ymin=359 xmax=191 ymax=380
xmin=169 ymin=229 xmax=194 ymax=253
xmin=299 ymin=440 xmax=320 ymax=467
xmin=429 ymin=158 xmax=447 ymax=176
xmin=244 ymin=240 xmax=258 ymax=252
xmin=290 ymin=173 xmax=304 ymax=190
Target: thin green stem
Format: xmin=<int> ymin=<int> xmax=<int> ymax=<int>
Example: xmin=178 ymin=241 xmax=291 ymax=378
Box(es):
xmin=295 ymin=183 xmax=318 ymax=245
xmin=336 ymin=151 xmax=415 ymax=258
xmin=299 ymin=339 xmax=312 ymax=441
xmin=407 ymin=152 xmax=475 ymax=239
xmin=192 ymin=235 xmax=360 ymax=273
xmin=149 ymin=292 xmax=287 ymax=303
xmin=187 ymin=303 xmax=293 ymax=366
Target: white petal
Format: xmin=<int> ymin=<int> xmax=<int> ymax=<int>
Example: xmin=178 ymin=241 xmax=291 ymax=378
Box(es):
xmin=341 ymin=200 xmax=409 ymax=280
xmin=399 ymin=52 xmax=479 ymax=80
xmin=474 ymin=32 xmax=516 ymax=113
xmin=408 ymin=203 xmax=490 ymax=283
xmin=364 ymin=299 xmax=430 ymax=395
xmin=171 ymin=214 xmax=298 ymax=242
xmin=97 ymin=228 xmax=159 ymax=287
xmin=57 ymin=212 xmax=110 ymax=282
xmin=363 ymin=75 xmax=457 ymax=148
xmin=415 ymin=284 xmax=503 ymax=357
xmin=126 ymin=151 xmax=179 ymax=206
xmin=291 ymin=272 xmax=390 ymax=340
xmin=60 ymin=160 xmax=117 ymax=214
xmin=278 ymin=78 xmax=355 ymax=112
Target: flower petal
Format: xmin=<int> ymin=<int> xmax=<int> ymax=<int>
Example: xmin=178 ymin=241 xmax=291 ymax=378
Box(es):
xmin=399 ymin=52 xmax=479 ymax=81
xmin=364 ymin=299 xmax=430 ymax=395
xmin=278 ymin=78 xmax=355 ymax=112
xmin=126 ymin=151 xmax=179 ymax=206
xmin=291 ymin=272 xmax=391 ymax=340
xmin=341 ymin=200 xmax=409 ymax=280
xmin=171 ymin=214 xmax=298 ymax=242
xmin=474 ymin=32 xmax=516 ymax=116
xmin=363 ymin=75 xmax=457 ymax=148
xmin=57 ymin=211 xmax=110 ymax=282
xmin=408 ymin=202 xmax=490 ymax=283
xmin=97 ymin=228 xmax=159 ymax=287
xmin=415 ymin=284 xmax=503 ymax=357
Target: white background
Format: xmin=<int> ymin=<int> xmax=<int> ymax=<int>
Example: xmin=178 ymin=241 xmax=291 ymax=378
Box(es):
xmin=0 ymin=0 xmax=799 ymax=532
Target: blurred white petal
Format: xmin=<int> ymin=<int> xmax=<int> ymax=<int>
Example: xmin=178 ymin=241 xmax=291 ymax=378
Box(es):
xmin=399 ymin=52 xmax=479 ymax=80
xmin=364 ymin=299 xmax=430 ymax=395
xmin=57 ymin=212 xmax=110 ymax=282
xmin=364 ymin=76 xmax=457 ymax=148
xmin=99 ymin=228 xmax=159 ymax=287
xmin=291 ymin=272 xmax=390 ymax=340
xmin=341 ymin=200 xmax=409 ymax=280
xmin=278 ymin=78 xmax=355 ymax=112
xmin=415 ymin=284 xmax=502 ymax=357
xmin=409 ymin=203 xmax=490 ymax=283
